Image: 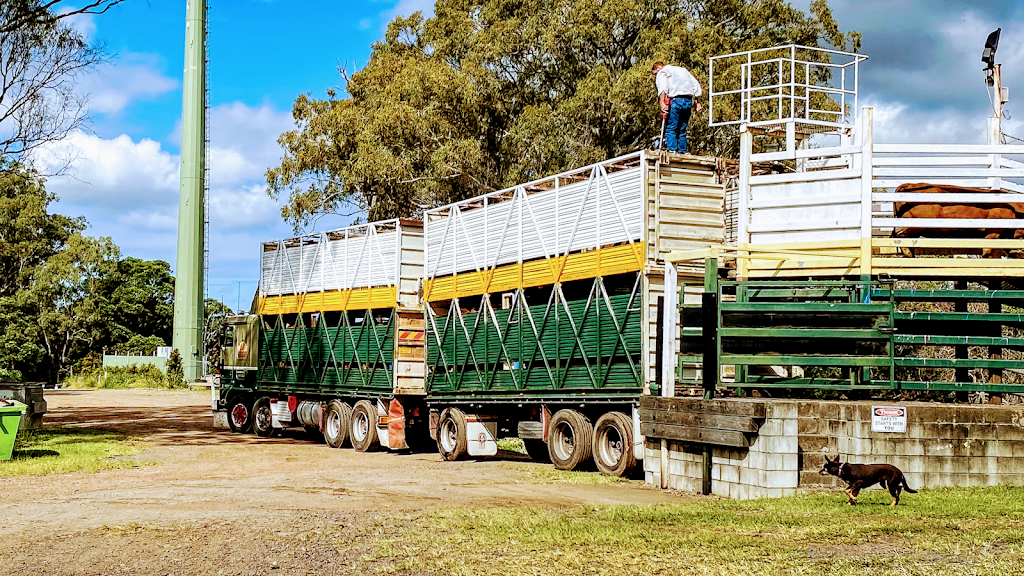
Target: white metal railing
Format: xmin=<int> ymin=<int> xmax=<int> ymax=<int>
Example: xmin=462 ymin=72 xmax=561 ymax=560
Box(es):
xmin=871 ymin=143 xmax=1024 ymax=232
xmin=735 ymin=106 xmax=1024 ymax=246
xmin=424 ymin=152 xmax=645 ymax=281
xmin=709 ymin=45 xmax=867 ymax=132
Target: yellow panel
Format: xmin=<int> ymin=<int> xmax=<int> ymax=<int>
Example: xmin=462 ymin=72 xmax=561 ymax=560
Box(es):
xmin=874 ymin=238 xmax=1024 ymax=249
xmin=258 ymin=286 xmax=396 ymax=315
xmin=424 ymin=244 xmax=645 ymax=302
xmin=871 ymin=258 xmax=1024 ymax=269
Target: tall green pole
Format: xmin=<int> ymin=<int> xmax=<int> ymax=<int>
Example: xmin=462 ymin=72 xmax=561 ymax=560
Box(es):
xmin=172 ymin=0 xmax=207 ymax=381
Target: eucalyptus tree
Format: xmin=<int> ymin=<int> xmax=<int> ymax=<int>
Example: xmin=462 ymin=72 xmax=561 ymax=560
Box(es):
xmin=268 ymin=0 xmax=859 ymax=230
xmin=0 ymin=0 xmax=125 ymax=166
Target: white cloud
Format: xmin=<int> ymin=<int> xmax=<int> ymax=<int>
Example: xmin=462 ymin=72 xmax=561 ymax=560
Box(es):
xmin=35 ymin=131 xmax=179 ymax=207
xmin=210 ymin=183 xmax=281 ymax=230
xmin=83 ymin=54 xmax=179 ymax=115
xmin=860 ymin=96 xmax=1024 ymax=145
xmin=32 ymin=102 xmax=297 ymax=300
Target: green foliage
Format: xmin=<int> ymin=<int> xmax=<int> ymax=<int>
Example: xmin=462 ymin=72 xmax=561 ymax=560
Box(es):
xmin=0 ymin=162 xmax=177 ymax=384
xmin=166 ymin=349 xmax=184 ymax=386
xmin=0 ymin=164 xmax=83 ymax=298
xmin=96 ymin=257 xmax=175 ymax=348
xmin=4 ymin=426 xmax=141 ymax=477
xmin=268 ymin=0 xmax=859 ymax=230
xmin=113 ymin=335 xmax=165 ymax=356
xmin=65 ymin=363 xmax=186 ymax=390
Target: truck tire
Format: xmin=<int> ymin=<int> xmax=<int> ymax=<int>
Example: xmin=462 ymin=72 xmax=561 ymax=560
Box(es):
xmin=252 ymin=397 xmax=275 ymax=438
xmin=523 ymin=439 xmax=550 ymax=462
xmin=323 ymin=400 xmax=352 ymax=448
xmin=548 ymin=409 xmax=593 ymax=471
xmin=226 ymin=396 xmax=252 ymax=433
xmin=593 ymin=411 xmax=636 ymax=477
xmin=350 ymin=400 xmax=380 ymax=452
xmin=437 ymin=407 xmax=468 ymax=461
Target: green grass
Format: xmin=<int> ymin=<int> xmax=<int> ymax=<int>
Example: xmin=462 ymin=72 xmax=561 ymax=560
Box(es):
xmin=358 ymin=486 xmax=1024 ymax=575
xmin=1 ymin=427 xmax=144 ymax=477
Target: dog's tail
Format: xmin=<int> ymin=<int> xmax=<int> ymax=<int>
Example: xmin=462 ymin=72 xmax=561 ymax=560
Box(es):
xmin=901 ymin=474 xmax=918 ymax=494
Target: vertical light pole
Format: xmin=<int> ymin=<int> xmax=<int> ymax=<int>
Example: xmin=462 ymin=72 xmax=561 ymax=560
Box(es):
xmin=172 ymin=0 xmax=207 ymax=381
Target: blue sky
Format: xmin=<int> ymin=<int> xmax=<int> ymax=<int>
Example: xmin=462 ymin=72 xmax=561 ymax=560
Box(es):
xmin=34 ymin=0 xmax=1024 ymax=312
xmin=40 ymin=0 xmax=435 ymax=311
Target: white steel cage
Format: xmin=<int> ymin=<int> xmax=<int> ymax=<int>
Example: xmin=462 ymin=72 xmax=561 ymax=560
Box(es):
xmin=424 ymin=152 xmax=647 ymax=283
xmin=709 ymin=45 xmax=868 ymax=139
xmin=260 ymin=219 xmax=407 ymax=298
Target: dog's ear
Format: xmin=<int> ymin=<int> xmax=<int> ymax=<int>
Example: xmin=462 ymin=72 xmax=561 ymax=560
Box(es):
xmin=824 ymin=454 xmax=833 ymax=463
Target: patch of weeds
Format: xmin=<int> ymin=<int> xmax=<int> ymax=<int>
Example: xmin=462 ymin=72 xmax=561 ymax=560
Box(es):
xmin=64 ymin=364 xmax=188 ymax=390
xmin=503 ymin=462 xmax=630 ymax=485
xmin=496 ymin=437 xmax=526 ymax=454
xmin=1 ymin=427 xmax=145 ymax=477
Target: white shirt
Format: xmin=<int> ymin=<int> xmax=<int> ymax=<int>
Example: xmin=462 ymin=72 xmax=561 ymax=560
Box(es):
xmin=656 ymin=65 xmax=701 ymax=99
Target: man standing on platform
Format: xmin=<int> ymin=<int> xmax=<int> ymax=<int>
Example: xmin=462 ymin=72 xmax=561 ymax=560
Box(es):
xmin=652 ymin=61 xmax=702 ymax=154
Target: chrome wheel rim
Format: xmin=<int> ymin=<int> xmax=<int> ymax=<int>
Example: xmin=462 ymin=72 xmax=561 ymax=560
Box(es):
xmin=597 ymin=425 xmax=623 ymax=468
xmin=552 ymin=421 xmax=576 ymax=462
xmin=254 ymin=405 xmax=271 ymax=432
xmin=352 ymin=409 xmax=369 ymax=443
xmin=326 ymin=410 xmax=341 ymax=440
xmin=439 ymin=417 xmax=458 ymax=453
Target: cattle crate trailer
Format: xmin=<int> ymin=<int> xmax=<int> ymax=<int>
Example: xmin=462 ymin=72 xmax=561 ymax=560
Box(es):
xmin=217 ymin=219 xmax=429 ymax=450
xmin=421 ymin=150 xmax=725 ymax=474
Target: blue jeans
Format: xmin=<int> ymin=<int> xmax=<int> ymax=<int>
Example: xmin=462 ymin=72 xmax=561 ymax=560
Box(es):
xmin=665 ymin=96 xmax=693 ymax=153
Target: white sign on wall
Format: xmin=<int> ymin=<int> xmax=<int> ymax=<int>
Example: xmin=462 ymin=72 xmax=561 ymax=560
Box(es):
xmin=871 ymin=406 xmax=907 ymax=433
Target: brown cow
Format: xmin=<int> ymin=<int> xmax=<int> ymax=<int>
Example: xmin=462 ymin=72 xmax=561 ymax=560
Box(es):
xmin=893 ymin=183 xmax=1024 ymax=258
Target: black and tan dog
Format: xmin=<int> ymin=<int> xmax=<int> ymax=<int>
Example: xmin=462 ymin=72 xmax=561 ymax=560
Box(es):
xmin=819 ymin=454 xmax=917 ymax=506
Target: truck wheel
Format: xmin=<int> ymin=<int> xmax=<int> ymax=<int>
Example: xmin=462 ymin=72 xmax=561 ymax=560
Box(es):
xmin=226 ymin=396 xmax=252 ymax=433
xmin=548 ymin=409 xmax=593 ymax=470
xmin=252 ymin=397 xmax=275 ymax=438
xmin=523 ymin=439 xmax=550 ymax=463
xmin=593 ymin=411 xmax=636 ymax=476
xmin=323 ymin=400 xmax=351 ymax=448
xmin=350 ymin=400 xmax=380 ymax=452
xmin=437 ymin=408 xmax=468 ymax=461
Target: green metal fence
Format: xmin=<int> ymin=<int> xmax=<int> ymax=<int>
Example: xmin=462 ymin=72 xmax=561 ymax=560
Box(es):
xmin=684 ymin=262 xmax=1024 ymax=395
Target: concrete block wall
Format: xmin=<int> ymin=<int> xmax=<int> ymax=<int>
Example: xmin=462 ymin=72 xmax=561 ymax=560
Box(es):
xmin=644 ymin=399 xmax=1024 ymax=499
xmin=644 ymin=400 xmax=801 ymax=499
xmin=797 ymin=402 xmax=1024 ymax=490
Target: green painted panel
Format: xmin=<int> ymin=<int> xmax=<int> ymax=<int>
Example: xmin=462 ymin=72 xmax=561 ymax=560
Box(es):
xmin=427 ymin=277 xmax=643 ymax=397
xmin=254 ymin=310 xmax=395 ymax=396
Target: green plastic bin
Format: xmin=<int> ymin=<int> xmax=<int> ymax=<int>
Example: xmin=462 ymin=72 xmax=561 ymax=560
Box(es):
xmin=0 ymin=400 xmax=27 ymax=461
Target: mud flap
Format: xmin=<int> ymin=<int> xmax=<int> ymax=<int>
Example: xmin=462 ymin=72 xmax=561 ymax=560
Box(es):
xmin=466 ymin=418 xmax=498 ymax=457
xmin=632 ymin=405 xmax=644 ymax=461
xmin=388 ymin=398 xmax=409 ymax=450
xmin=213 ymin=411 xmax=229 ymax=429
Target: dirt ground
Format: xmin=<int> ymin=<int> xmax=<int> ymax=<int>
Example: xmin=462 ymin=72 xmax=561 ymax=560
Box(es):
xmin=0 ymin=389 xmax=685 ymax=575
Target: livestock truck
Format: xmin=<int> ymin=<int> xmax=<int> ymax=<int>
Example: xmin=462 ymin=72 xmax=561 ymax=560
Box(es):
xmin=215 ymin=151 xmax=726 ymax=475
